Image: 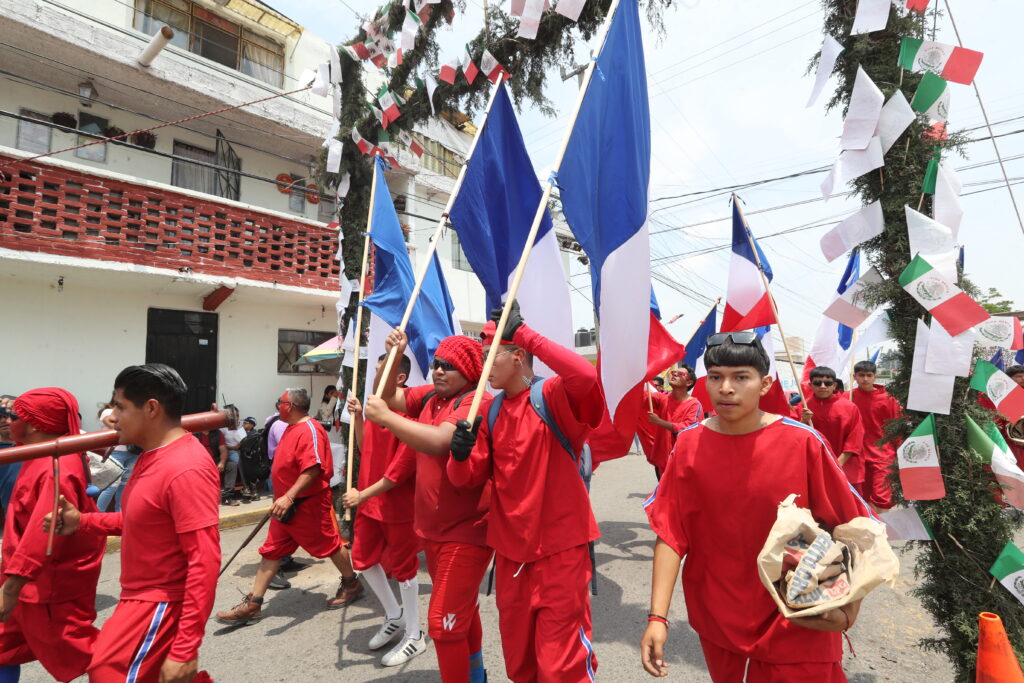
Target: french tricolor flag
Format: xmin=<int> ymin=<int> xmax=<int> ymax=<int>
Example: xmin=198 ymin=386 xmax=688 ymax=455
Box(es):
xmin=803 ymin=250 xmax=860 ymax=384
xmin=721 ymin=199 xmax=777 ymax=333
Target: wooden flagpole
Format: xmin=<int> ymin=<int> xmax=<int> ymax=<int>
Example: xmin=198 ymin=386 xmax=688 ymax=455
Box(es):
xmin=344 ymin=154 xmax=379 ymax=521
xmin=732 ymin=194 xmax=808 ymax=410
xmin=683 ymin=298 xmax=721 ymax=349
xmin=373 ymin=77 xmax=506 ymax=397
xmin=464 ymin=0 xmax=625 ymax=424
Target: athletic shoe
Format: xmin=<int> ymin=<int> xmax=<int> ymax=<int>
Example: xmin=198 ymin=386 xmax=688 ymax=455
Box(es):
xmin=326 ymin=575 xmax=364 ymax=609
xmin=381 ymin=631 xmax=427 ymax=667
xmin=279 ymin=557 xmax=309 ymax=573
xmin=268 ymin=571 xmax=290 ymax=590
xmin=368 ymin=614 xmax=404 ymax=650
xmin=215 ymin=594 xmax=262 ymax=625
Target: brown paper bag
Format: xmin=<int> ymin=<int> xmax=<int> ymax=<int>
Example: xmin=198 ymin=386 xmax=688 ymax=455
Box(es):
xmin=757 ymin=493 xmax=900 ymax=618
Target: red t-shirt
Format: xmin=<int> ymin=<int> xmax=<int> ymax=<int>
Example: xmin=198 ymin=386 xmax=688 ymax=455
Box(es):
xmin=272 ymin=419 xmax=333 ymax=496
xmin=449 ymin=324 xmax=602 ymax=563
xmin=805 ymin=394 xmax=866 ymax=484
xmin=851 ymin=385 xmax=902 ymax=465
xmin=359 ymin=420 xmax=415 ymax=523
xmin=384 ymin=384 xmax=491 ymax=547
xmin=1 ymin=452 xmax=104 ymax=603
xmin=645 ymin=417 xmax=872 ymax=663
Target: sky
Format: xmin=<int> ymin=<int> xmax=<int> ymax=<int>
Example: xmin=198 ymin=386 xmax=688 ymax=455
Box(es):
xmin=285 ymin=0 xmax=1024 ymax=348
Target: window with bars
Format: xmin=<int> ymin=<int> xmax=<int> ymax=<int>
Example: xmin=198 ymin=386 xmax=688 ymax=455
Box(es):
xmin=133 ymin=0 xmax=285 ymax=87
xmin=419 ymin=137 xmax=463 ymax=179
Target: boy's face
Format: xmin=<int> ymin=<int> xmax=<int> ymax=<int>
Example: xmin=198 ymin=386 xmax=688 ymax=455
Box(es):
xmin=1010 ymin=372 xmax=1024 ymax=388
xmin=810 ymin=376 xmax=837 ymax=400
xmin=706 ymin=365 xmax=771 ymax=420
xmin=854 ymin=371 xmax=876 ymax=391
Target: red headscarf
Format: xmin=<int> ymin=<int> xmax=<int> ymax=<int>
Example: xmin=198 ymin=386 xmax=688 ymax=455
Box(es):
xmin=434 ymin=336 xmax=483 ymax=384
xmin=14 ymin=387 xmax=81 ymax=436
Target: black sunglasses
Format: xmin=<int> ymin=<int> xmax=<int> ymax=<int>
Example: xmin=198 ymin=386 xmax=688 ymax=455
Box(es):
xmin=706 ymin=331 xmax=759 ymax=347
xmin=811 ymin=380 xmax=836 ymax=387
xmin=431 ymin=359 xmax=456 ymax=372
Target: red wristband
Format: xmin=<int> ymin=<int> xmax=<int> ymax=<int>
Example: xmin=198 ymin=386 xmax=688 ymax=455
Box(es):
xmin=647 ymin=614 xmax=669 ymax=627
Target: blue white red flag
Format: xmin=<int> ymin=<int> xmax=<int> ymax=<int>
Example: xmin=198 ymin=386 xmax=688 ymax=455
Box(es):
xmin=721 ymin=199 xmax=777 ymax=332
xmin=683 ymin=306 xmax=718 ymax=415
xmin=805 ymin=250 xmax=860 ymax=383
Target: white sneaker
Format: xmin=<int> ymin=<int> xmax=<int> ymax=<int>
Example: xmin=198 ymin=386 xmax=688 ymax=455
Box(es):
xmin=381 ymin=631 xmax=427 ymax=667
xmin=368 ymin=614 xmax=404 ymax=650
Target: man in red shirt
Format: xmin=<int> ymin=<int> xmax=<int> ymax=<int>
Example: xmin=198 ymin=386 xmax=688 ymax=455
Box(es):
xmin=642 ymin=364 xmax=705 ymax=478
xmin=45 ymin=364 xmax=221 ymax=683
xmin=449 ymin=302 xmax=602 ymax=683
xmin=851 ymin=361 xmax=904 ymax=511
xmin=216 ymin=388 xmax=362 ymax=624
xmin=798 ymin=366 xmax=866 ymax=495
xmin=339 ymin=353 xmax=423 ymax=665
xmin=0 ymin=388 xmax=105 ymax=682
xmin=346 ymin=332 xmax=492 ymax=681
xmin=640 ymin=333 xmax=874 ymax=681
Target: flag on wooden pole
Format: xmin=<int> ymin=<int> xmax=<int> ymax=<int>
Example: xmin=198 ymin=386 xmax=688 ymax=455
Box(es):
xmin=722 ymin=202 xmax=777 ymax=332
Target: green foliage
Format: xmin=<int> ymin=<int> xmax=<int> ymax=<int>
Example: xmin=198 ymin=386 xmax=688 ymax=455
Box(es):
xmin=818 ymin=2 xmax=1024 ymax=679
xmin=978 ymin=287 xmax=1014 ymax=314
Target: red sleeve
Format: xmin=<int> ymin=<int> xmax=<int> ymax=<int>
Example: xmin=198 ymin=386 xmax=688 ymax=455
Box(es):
xmin=168 ymin=525 xmax=220 ymax=662
xmin=514 ymin=324 xmax=602 ymax=429
xmin=671 ymin=399 xmax=702 ymax=433
xmin=643 ymin=444 xmax=690 ymax=558
xmin=403 ymin=385 xmax=433 ymax=419
xmin=805 ymin=433 xmax=873 ymax=527
xmin=78 ymin=511 xmax=123 ymax=537
xmin=383 ymin=443 xmax=417 ymax=485
xmin=4 ymin=467 xmax=58 ymax=580
xmin=288 ymin=423 xmax=325 ymax=479
xmin=447 ymin=417 xmax=493 ymax=488
xmin=167 ymin=467 xmax=220 ymax=534
xmin=839 ymin=404 xmax=865 ymax=457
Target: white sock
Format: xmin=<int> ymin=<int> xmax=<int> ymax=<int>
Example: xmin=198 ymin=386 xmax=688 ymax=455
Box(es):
xmin=399 ymin=577 xmax=421 ymax=637
xmin=362 ymin=564 xmax=401 ymax=621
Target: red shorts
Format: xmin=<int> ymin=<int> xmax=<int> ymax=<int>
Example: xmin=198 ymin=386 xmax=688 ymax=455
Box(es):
xmin=259 ymin=490 xmax=343 ymax=561
xmin=0 ymin=598 xmax=98 ymax=681
xmin=351 ymin=512 xmax=419 ymax=581
xmin=700 ymin=637 xmax=846 ymax=682
xmin=89 ymin=599 xmax=182 ymax=683
xmin=862 ymin=459 xmax=894 ymax=509
xmin=422 ymin=540 xmax=492 ymax=642
xmin=495 ymin=544 xmax=597 ymax=683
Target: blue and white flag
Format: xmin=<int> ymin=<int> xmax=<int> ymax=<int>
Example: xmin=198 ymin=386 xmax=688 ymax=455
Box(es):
xmin=807 ymin=250 xmax=860 ymax=381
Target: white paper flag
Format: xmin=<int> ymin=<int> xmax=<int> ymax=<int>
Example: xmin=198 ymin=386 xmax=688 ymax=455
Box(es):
xmin=841 ymin=67 xmax=885 ymax=150
xmin=875 ymin=90 xmax=916 ymax=154
xmin=823 ymin=266 xmax=884 ymax=327
xmin=820 ymin=201 xmax=885 ymax=262
xmin=555 ymin=0 xmax=585 ymax=21
xmin=311 ymin=62 xmax=331 ymax=97
xmin=299 ymin=68 xmax=317 ymax=87
xmin=821 ymin=137 xmax=884 ymax=198
xmin=425 ymin=74 xmax=438 ymax=115
xmin=322 ymin=118 xmax=340 ymax=148
xmin=924 ymin=318 xmax=975 ymax=377
xmin=332 ymin=88 xmax=342 ymax=118
xmin=326 ymin=139 xmax=344 ymax=174
xmin=880 ymin=506 xmax=933 ymax=541
xmin=336 ymin=172 xmax=351 ymax=201
xmin=329 ymin=47 xmax=342 ymax=85
xmin=934 ymin=161 xmax=963 ymax=236
xmin=510 ymin=0 xmax=525 ymax=15
xmin=906 ymin=205 xmax=957 ymax=282
xmin=848 ymin=310 xmax=892 ymax=359
xmin=907 ymin=319 xmax=956 ymax=414
xmin=517 ymin=0 xmax=545 ymax=39
xmin=807 ymin=35 xmax=844 ymax=108
xmin=851 ymin=0 xmax=890 ymax=34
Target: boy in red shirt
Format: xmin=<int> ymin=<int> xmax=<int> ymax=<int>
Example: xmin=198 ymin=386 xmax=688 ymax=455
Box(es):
xmin=449 ymin=301 xmax=602 ymax=683
xmin=346 ymin=332 xmax=492 ymax=681
xmin=642 ymin=364 xmax=705 ymax=478
xmin=0 ymin=388 xmax=105 ymax=682
xmin=339 ymin=353 xmax=423 ymax=665
xmin=217 ymin=388 xmax=362 ymax=624
xmin=640 ymin=333 xmax=874 ymax=681
xmin=850 ymin=361 xmax=904 ymax=510
xmin=46 ymin=364 xmax=221 ymax=683
xmin=798 ymin=366 xmax=866 ymax=494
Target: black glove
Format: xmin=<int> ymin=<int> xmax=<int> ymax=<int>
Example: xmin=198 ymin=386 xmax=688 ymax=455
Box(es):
xmin=489 ymin=299 xmax=524 ymax=343
xmin=450 ymin=416 xmax=482 ymax=462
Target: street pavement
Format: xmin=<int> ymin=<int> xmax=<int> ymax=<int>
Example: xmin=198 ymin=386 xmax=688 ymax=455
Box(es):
xmin=23 ymin=453 xmax=952 ymax=682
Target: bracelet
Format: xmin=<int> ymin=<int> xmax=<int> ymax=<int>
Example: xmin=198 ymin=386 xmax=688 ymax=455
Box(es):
xmin=647 ymin=614 xmax=670 ymax=627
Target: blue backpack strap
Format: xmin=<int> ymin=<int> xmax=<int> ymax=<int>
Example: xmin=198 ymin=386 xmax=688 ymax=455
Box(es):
xmin=529 ymin=377 xmax=576 ymax=464
xmin=487 ymin=390 xmax=505 ymax=435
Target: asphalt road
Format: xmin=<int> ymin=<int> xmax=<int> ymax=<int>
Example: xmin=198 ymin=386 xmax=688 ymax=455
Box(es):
xmin=22 ymin=453 xmax=953 ymax=682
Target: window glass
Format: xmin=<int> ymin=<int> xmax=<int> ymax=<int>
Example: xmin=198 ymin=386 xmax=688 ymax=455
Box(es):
xmin=191 ymin=19 xmax=238 ymax=69
xmin=278 ymin=329 xmax=339 ymax=374
xmin=289 ymin=177 xmax=306 ymax=214
xmin=171 ymin=140 xmax=217 ymax=195
xmin=318 ymin=196 xmax=337 ymax=223
xmin=450 ymin=232 xmax=473 ymax=272
xmin=133 ymin=0 xmax=189 ymax=49
xmin=75 ymin=112 xmax=108 ymax=162
xmin=16 ymin=110 xmax=50 ymax=154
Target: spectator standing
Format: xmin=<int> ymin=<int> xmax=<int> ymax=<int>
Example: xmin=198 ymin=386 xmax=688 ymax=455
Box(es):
xmin=96 ymin=405 xmax=139 ymax=513
xmin=219 ymin=406 xmax=254 ymax=503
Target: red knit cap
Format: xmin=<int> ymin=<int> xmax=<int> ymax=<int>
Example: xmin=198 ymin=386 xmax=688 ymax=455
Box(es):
xmin=434 ymin=335 xmax=483 ymax=384
xmin=479 ymin=320 xmax=516 ymax=348
xmin=14 ymin=387 xmax=81 ymax=436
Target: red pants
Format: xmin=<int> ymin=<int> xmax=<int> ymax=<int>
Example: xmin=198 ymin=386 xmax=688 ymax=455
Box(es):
xmin=700 ymin=637 xmax=846 ymax=682
xmin=259 ymin=490 xmax=343 ymax=560
xmin=0 ymin=598 xmax=98 ymax=682
xmin=351 ymin=513 xmax=419 ymax=581
xmin=422 ymin=540 xmax=492 ymax=641
xmin=495 ymin=544 xmax=597 ymax=683
xmin=89 ymin=599 xmax=182 ymax=683
xmin=862 ymin=459 xmax=894 ymax=509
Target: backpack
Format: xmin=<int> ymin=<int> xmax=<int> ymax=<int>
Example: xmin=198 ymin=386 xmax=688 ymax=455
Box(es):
xmin=239 ymin=419 xmax=275 ymax=482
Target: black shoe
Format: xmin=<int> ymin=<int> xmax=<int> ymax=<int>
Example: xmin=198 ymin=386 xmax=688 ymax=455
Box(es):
xmin=279 ymin=557 xmax=309 ymax=572
xmin=268 ymin=571 xmax=291 ymax=590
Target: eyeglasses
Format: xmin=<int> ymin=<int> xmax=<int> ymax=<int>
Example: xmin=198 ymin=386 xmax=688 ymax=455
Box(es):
xmin=431 ymin=359 xmax=456 ymax=372
xmin=706 ymin=331 xmax=759 ymax=347
xmin=811 ymin=380 xmax=836 ymax=387
xmin=275 ymin=400 xmax=292 ymax=407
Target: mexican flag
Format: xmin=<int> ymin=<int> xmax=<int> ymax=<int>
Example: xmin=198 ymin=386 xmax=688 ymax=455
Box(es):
xmin=399 ymin=130 xmax=423 ymax=157
xmin=990 ymin=542 xmax=1024 ymax=607
xmin=378 ymin=89 xmax=401 ymax=127
xmin=897 ymin=413 xmax=945 ymax=500
xmin=971 ymin=359 xmax=1024 ymax=422
xmin=898 ymin=37 xmax=984 ymax=85
xmin=480 ymin=50 xmax=509 ymax=84
xmin=911 ymin=72 xmax=951 ymax=122
xmin=367 ymin=40 xmax=387 ymax=69
xmin=439 ymin=61 xmax=458 ymax=85
xmin=898 ymin=254 xmax=989 ymax=336
xmin=921 ymin=148 xmax=941 ymax=194
xmin=351 ymin=128 xmax=370 ymax=155
xmin=966 ymin=416 xmax=1024 ymax=510
xmin=344 ymin=42 xmax=370 ymax=61
xmin=975 ymin=316 xmax=1024 ymax=350
xmin=462 ymin=44 xmax=479 ymax=84
xmin=879 ymin=505 xmax=935 ymax=541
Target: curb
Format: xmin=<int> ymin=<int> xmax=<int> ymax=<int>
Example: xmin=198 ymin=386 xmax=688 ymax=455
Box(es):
xmin=104 ymin=504 xmax=271 ymax=554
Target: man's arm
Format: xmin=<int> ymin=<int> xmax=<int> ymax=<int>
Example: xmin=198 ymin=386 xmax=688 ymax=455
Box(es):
xmin=513 ymin=324 xmax=602 ymax=426
xmin=163 ymin=524 xmax=219 ymax=682
xmin=378 ymin=329 xmax=410 ymax=414
xmin=217 ymin=441 xmax=228 ymax=472
xmin=640 ymin=538 xmax=681 ymax=678
xmin=838 ymin=405 xmax=866 ymax=467
xmin=271 ymin=464 xmax=321 ymax=519
xmin=341 ymin=476 xmax=398 ymax=509
xmin=365 ymin=396 xmax=455 ymax=457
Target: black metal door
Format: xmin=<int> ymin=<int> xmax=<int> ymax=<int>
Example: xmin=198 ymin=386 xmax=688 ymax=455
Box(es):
xmin=146 ymin=308 xmax=218 ymax=415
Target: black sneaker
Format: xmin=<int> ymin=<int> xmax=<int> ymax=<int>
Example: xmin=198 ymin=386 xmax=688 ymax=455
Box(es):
xmin=268 ymin=571 xmax=290 ymax=590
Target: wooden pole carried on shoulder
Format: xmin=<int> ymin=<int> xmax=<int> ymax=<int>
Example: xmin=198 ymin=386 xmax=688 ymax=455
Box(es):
xmin=464 ymin=0 xmax=625 ymax=425
xmin=373 ymin=78 xmax=506 ymax=398
xmin=344 ymin=154 xmax=379 ymax=522
xmin=683 ymin=298 xmax=721 ymax=349
xmin=732 ymin=194 xmax=808 ymax=410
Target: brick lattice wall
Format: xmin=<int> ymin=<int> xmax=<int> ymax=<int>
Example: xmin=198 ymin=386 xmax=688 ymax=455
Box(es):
xmin=0 ymin=155 xmax=340 ymax=290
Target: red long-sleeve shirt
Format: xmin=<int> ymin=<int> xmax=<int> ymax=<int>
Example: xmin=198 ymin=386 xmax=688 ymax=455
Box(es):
xmin=448 ymin=324 xmax=602 ymax=563
xmin=78 ymin=434 xmax=220 ymax=661
xmin=851 ymin=385 xmax=903 ymax=465
xmin=802 ymin=394 xmax=866 ymax=484
xmin=1 ymin=452 xmax=104 ymax=603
